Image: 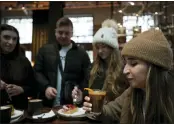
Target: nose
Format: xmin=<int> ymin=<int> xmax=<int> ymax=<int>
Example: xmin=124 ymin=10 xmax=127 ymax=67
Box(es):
xmin=123 ymin=64 xmax=130 ymax=75
xmin=62 ymin=33 xmax=66 ymax=38
xmin=7 ymin=38 xmax=14 ymax=44
xmin=98 ymin=48 xmax=102 ymax=54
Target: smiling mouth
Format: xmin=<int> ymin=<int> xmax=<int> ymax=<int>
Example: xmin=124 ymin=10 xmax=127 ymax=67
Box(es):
xmin=127 ymin=78 xmax=133 ymax=82
xmin=5 ymin=46 xmax=11 ymax=49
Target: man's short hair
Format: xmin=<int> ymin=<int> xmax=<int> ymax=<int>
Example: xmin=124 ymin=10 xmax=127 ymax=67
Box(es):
xmin=56 ymin=17 xmax=73 ymax=29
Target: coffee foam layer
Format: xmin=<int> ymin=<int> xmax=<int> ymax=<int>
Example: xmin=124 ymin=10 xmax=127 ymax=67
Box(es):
xmin=89 ymin=91 xmax=106 ymax=95
xmin=29 ymin=99 xmax=42 ymax=102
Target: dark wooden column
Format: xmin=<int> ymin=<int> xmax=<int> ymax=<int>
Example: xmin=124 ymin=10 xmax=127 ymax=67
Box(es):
xmin=32 ymin=10 xmax=49 ymax=61
xmin=48 ymin=1 xmax=65 ymax=43
xmin=0 ymin=8 xmax=2 ymax=24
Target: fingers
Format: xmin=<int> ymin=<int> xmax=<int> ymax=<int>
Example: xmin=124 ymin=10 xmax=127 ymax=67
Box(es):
xmin=6 ymin=84 xmax=15 ymax=92
xmin=0 ymin=80 xmax=7 ymax=90
xmin=83 ymin=96 xmax=92 ymax=112
xmin=72 ymin=89 xmax=78 ymax=98
xmin=46 ymin=87 xmax=57 ymax=99
xmin=83 ymin=102 xmax=92 ymax=108
xmin=72 ymin=87 xmax=78 ymax=98
xmin=6 ymin=85 xmax=23 ymax=97
xmin=62 ymin=105 xmax=69 ymax=112
xmin=6 ymin=84 xmax=14 ymax=89
xmin=51 ymin=88 xmax=57 ymax=96
xmin=83 ymin=102 xmax=92 ymax=112
xmin=74 ymin=86 xmax=78 ymax=90
xmin=83 ymin=106 xmax=92 ymax=112
xmin=84 ymin=96 xmax=90 ymax=101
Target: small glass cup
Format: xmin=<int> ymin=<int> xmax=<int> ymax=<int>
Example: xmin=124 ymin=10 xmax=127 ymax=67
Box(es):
xmin=88 ymin=89 xmax=106 ymax=114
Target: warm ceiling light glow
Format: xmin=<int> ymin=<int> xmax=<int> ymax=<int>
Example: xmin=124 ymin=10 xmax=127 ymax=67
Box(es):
xmin=118 ymin=10 xmax=122 ymax=13
xmin=129 ymin=2 xmax=135 ymax=6
xmin=155 ymin=12 xmax=158 ymax=15
xmin=22 ymin=6 xmax=25 ymax=10
xmin=8 ymin=7 xmax=12 ymax=10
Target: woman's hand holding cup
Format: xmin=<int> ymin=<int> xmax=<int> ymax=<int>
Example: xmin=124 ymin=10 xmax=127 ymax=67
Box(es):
xmin=83 ymin=96 xmax=92 ymax=112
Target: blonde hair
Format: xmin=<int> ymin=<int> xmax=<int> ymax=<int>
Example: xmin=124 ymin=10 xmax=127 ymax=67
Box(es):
xmin=89 ymin=18 xmax=126 ymax=98
xmin=89 ymin=47 xmax=123 ymax=91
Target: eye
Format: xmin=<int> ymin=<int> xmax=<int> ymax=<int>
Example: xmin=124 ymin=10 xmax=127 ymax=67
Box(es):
xmin=130 ymin=61 xmax=137 ymax=66
xmin=3 ymin=35 xmax=11 ymax=40
xmin=58 ymin=31 xmax=63 ymax=35
xmin=13 ymin=37 xmax=17 ymax=41
xmin=65 ymin=32 xmax=70 ymax=36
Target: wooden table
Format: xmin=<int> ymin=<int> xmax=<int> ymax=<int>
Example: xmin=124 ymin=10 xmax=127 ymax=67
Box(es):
xmin=13 ymin=107 xmax=102 ymax=124
xmin=17 ymin=118 xmax=101 ymax=124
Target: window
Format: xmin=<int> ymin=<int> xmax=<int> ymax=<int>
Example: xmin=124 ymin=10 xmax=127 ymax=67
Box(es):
xmin=25 ymin=51 xmax=32 ymax=62
xmin=123 ymin=15 xmax=154 ymax=42
xmin=67 ymin=16 xmax=93 ymax=43
xmin=5 ymin=18 xmax=33 ymax=61
xmin=6 ymin=18 xmax=33 ymax=44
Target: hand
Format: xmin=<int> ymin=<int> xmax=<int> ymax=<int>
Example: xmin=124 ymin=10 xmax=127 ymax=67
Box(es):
xmin=72 ymin=86 xmax=83 ymax=103
xmin=83 ymin=96 xmax=92 ymax=112
xmin=0 ymin=80 xmax=7 ymax=90
xmin=62 ymin=105 xmax=69 ymax=112
xmin=6 ymin=84 xmax=24 ymax=97
xmin=45 ymin=87 xmax=57 ymax=100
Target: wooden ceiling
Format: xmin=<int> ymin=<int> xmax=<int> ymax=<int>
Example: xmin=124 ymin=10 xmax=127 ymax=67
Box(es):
xmin=0 ymin=1 xmax=152 ymax=11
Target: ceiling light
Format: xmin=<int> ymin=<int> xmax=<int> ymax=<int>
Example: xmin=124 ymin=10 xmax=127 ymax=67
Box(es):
xmin=22 ymin=6 xmax=25 ymax=10
xmin=129 ymin=2 xmax=135 ymax=6
xmin=8 ymin=7 xmax=12 ymax=10
xmin=118 ymin=10 xmax=122 ymax=13
xmin=155 ymin=12 xmax=158 ymax=15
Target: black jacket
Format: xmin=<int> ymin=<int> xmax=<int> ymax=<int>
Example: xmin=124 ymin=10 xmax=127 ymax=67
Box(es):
xmin=34 ymin=41 xmax=91 ymax=107
xmin=0 ymin=51 xmax=36 ymax=110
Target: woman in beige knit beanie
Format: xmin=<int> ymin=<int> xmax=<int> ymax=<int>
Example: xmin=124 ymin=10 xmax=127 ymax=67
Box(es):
xmin=71 ymin=19 xmax=129 ymax=106
xmin=83 ymin=28 xmax=174 ymax=124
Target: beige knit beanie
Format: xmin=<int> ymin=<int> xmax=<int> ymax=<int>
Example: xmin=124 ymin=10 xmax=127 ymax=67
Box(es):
xmin=121 ymin=28 xmax=173 ymax=69
xmin=93 ymin=19 xmax=118 ymax=49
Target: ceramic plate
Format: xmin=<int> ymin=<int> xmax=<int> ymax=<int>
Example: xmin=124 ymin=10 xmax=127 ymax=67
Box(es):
xmin=57 ymin=107 xmax=86 ymax=117
xmin=11 ymin=109 xmax=24 ymax=119
xmin=26 ymin=108 xmax=57 ymax=123
xmin=32 ymin=110 xmax=56 ymax=119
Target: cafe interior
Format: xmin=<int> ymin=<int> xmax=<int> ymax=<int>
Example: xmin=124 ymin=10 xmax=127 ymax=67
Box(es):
xmin=1 ymin=1 xmax=174 ymax=63
xmin=0 ymin=1 xmax=174 ymax=123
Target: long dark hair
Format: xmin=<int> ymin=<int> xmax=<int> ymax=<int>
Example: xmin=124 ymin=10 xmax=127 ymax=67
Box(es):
xmin=132 ymin=65 xmax=174 ymax=124
xmin=0 ymin=24 xmax=20 ymax=58
xmin=0 ymin=24 xmax=23 ymax=82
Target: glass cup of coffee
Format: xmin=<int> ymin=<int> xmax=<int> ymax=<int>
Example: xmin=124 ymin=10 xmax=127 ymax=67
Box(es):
xmin=28 ymin=99 xmax=43 ymax=116
xmin=88 ymin=89 xmax=106 ymax=114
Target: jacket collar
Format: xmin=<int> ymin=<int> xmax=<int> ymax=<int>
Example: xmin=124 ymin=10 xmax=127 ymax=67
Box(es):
xmin=55 ymin=40 xmax=78 ymax=50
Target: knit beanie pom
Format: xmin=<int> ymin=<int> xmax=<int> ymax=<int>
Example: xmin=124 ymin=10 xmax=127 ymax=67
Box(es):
xmin=102 ymin=19 xmax=118 ymax=32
